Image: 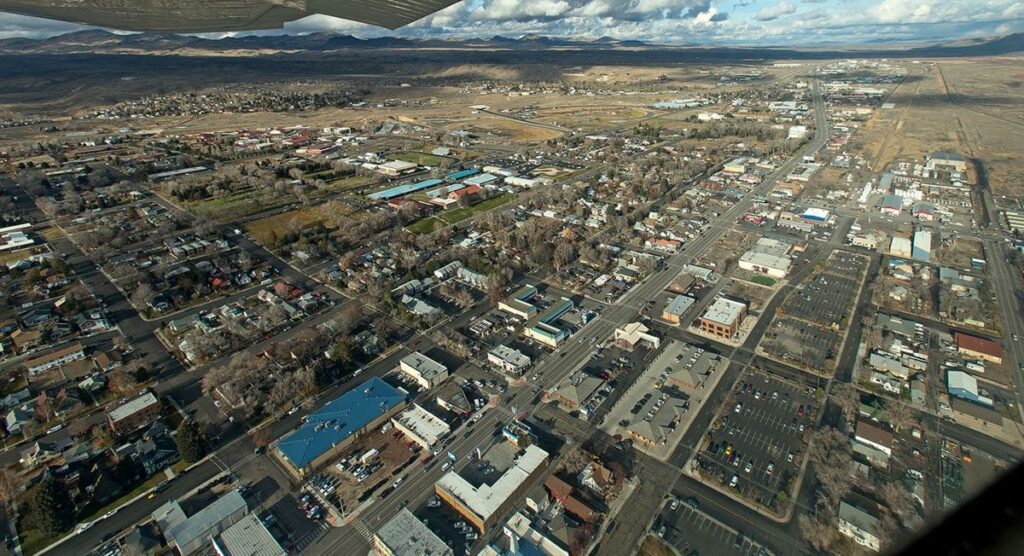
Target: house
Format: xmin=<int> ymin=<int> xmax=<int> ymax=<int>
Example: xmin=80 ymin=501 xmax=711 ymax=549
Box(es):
xmin=5 ymin=404 xmax=34 ymax=435
xmin=578 ymin=461 xmax=617 ymax=499
xmin=543 ymin=475 xmax=599 ymax=524
xmin=854 ymin=421 xmax=893 ymax=457
xmin=131 ymin=434 xmax=180 ymax=476
xmin=837 ymin=497 xmax=882 ymax=552
xmin=25 ymin=343 xmax=86 ymax=376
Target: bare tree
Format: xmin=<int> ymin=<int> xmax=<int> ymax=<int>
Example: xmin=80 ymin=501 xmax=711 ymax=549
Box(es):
xmin=830 ymin=382 xmax=860 ymax=422
xmin=885 ymin=399 xmax=914 ymax=433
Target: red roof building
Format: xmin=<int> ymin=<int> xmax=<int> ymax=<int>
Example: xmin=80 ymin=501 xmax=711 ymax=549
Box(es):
xmin=954 ymin=332 xmax=1003 ymax=364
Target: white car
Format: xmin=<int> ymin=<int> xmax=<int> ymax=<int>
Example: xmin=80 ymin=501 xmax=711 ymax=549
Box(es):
xmin=729 ymin=475 xmax=739 ymax=488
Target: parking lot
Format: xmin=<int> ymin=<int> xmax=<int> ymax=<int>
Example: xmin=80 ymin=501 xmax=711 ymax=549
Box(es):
xmin=654 ymin=498 xmax=770 ymax=556
xmin=691 ymin=369 xmax=817 ymax=513
xmin=761 ymin=317 xmax=841 ymax=373
xmin=411 ymin=493 xmax=481 ymax=556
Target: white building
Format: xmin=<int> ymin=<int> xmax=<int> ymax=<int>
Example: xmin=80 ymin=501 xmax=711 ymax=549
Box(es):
xmin=392 ymin=404 xmax=451 ymax=449
xmin=837 ymin=500 xmax=882 ymax=552
xmin=487 ymin=345 xmax=531 ymax=376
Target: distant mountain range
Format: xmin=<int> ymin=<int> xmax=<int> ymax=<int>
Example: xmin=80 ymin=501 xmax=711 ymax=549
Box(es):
xmin=0 ymin=29 xmax=1020 ymax=58
xmin=0 ymin=30 xmax=661 ymax=54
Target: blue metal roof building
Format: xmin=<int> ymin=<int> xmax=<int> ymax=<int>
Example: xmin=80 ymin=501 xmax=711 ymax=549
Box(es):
xmin=447 ymin=168 xmax=480 ymax=181
xmin=275 ymin=377 xmax=406 ymax=474
xmin=368 ymin=178 xmax=444 ymax=200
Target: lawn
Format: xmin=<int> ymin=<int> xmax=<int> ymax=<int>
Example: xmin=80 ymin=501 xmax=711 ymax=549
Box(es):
xmin=16 ymin=522 xmax=52 ymax=556
xmin=406 ymin=217 xmax=443 ymax=235
xmin=439 ymin=194 xmax=513 ymax=224
xmin=751 ymin=275 xmax=777 ymax=287
xmin=388 ymin=151 xmax=454 ymax=167
xmin=407 ymin=194 xmax=513 ymax=234
xmin=323 ymin=174 xmax=374 ymax=192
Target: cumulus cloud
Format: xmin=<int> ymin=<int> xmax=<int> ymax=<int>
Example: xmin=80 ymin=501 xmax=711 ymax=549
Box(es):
xmin=0 ymin=0 xmax=1021 ymax=45
xmin=755 ymin=0 xmax=797 ymax=21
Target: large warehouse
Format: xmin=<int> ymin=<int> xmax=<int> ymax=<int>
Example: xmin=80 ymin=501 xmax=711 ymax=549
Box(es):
xmin=273 ymin=377 xmax=407 ymax=478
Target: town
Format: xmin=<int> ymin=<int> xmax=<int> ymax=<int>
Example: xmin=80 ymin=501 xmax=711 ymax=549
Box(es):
xmin=0 ymin=27 xmax=1022 ymax=556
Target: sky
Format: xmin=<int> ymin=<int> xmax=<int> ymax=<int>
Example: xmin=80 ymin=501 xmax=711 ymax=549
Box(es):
xmin=0 ymin=0 xmax=1021 ymax=45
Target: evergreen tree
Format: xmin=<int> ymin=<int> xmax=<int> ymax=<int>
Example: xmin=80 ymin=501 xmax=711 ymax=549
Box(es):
xmin=30 ymin=477 xmax=68 ymax=536
xmin=176 ymin=421 xmax=206 ymax=464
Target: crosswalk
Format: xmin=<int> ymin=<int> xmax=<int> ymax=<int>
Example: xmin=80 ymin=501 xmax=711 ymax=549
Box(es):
xmin=351 ymin=519 xmax=374 ymax=542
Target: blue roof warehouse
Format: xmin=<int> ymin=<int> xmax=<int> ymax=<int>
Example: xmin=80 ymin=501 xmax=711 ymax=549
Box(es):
xmin=273 ymin=377 xmax=407 ymax=478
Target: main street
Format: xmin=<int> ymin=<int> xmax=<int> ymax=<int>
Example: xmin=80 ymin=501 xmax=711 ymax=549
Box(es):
xmin=307 ymin=77 xmax=833 ymax=556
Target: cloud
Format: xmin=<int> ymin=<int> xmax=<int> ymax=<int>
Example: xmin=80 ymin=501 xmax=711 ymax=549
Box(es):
xmin=0 ymin=0 xmax=1021 ymax=45
xmin=755 ymin=1 xmax=797 ymax=21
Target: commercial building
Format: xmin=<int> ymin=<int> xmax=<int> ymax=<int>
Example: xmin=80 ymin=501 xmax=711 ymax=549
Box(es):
xmin=274 ymin=377 xmax=407 ymax=477
xmin=626 ymin=393 xmax=688 ymax=447
xmin=392 ymin=404 xmax=450 ymax=450
xmin=697 ymin=298 xmax=747 ymax=339
xmin=153 ymin=491 xmax=248 ymax=556
xmin=377 ymin=160 xmax=418 ymax=177
xmin=954 ymin=332 xmax=1003 ymax=364
xmin=889 ymin=237 xmax=912 ymax=258
xmin=487 ymin=345 xmax=531 ymax=376
xmin=212 ymin=513 xmax=286 ymax=556
xmin=613 ymin=322 xmax=661 ymax=352
xmin=837 ymin=498 xmax=882 ymax=552
xmin=723 ymin=158 xmax=748 ymax=173
xmin=25 ymin=342 xmax=86 ymax=376
xmin=550 ymin=373 xmax=603 ymax=412
xmin=927 ymin=150 xmax=967 ymax=171
xmin=658 ymin=341 xmax=727 ymax=392
xmin=499 ymin=285 xmax=539 ymax=320
xmin=368 ymin=178 xmax=444 ymax=201
xmin=912 ymin=230 xmax=932 ymax=262
xmin=738 ymin=244 xmax=791 ymax=278
xmin=947 ymin=370 xmax=994 ymax=407
xmin=802 ymin=207 xmax=830 ymax=222
xmin=662 ymin=294 xmax=696 ymax=324
xmin=373 ymin=508 xmax=453 ymax=556
xmin=525 ymin=297 xmax=573 ymax=348
xmin=0 ymin=223 xmax=33 ymax=252
xmin=434 ymin=444 xmax=549 ymax=533
xmin=107 ymin=391 xmax=161 ymax=436
xmin=399 ymin=352 xmax=449 ymax=389
xmin=879 ymin=194 xmax=903 ymax=216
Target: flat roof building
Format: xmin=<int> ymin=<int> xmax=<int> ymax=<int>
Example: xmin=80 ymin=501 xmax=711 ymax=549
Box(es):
xmin=947 ymin=370 xmax=994 ymax=407
xmin=488 ymin=345 xmax=531 ymax=376
xmin=107 ymin=391 xmax=161 ymax=436
xmin=373 ymin=508 xmax=453 ymax=556
xmin=954 ymin=332 xmax=1003 ymax=364
xmin=274 ymin=377 xmax=407 ymax=477
xmin=435 ymin=444 xmax=548 ymax=533
xmin=392 ymin=404 xmax=450 ymax=449
xmin=212 ymin=513 xmax=286 ymax=556
xmin=662 ymin=294 xmax=696 ymax=324
xmin=399 ymin=352 xmax=449 ymax=389
xmin=153 ymin=490 xmax=248 ymax=556
xmin=698 ymin=298 xmax=747 ymax=340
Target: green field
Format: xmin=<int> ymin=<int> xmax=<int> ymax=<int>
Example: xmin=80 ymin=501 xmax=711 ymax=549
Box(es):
xmin=406 ymin=194 xmax=512 ymax=234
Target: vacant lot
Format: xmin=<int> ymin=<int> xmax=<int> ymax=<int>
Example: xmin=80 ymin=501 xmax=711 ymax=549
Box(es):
xmin=245 ymin=201 xmax=358 ymax=245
